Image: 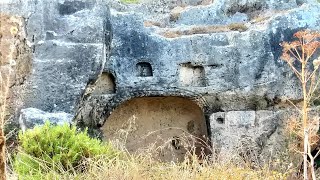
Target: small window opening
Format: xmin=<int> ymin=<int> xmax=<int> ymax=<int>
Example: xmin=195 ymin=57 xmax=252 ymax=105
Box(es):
xmin=216 ymin=117 xmax=225 ymax=124
xmin=136 ymin=62 xmax=153 ymax=77
xmin=171 ymin=136 xmax=181 ymax=150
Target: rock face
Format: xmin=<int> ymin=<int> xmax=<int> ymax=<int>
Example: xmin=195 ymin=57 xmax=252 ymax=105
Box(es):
xmin=1 ymin=0 xmax=112 ymax=114
xmin=0 ymin=14 xmax=32 ymax=130
xmin=85 ymin=0 xmax=320 ymax=120
xmin=97 ymin=0 xmax=320 ymax=119
xmin=79 ymin=0 xmax=320 ymax=160
xmin=2 ymin=0 xmax=320 ymax=162
xmin=209 ymin=110 xmax=279 ymax=160
xmin=19 ymin=108 xmax=73 ymax=132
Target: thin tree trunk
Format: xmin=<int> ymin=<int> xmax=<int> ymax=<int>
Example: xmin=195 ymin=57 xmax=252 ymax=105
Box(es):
xmin=0 ymin=73 xmax=6 ymax=180
xmin=309 ymin=151 xmax=316 ymax=180
xmin=304 ymin=129 xmax=309 ymax=180
xmin=0 ymin=128 xmax=5 ymax=180
xmin=302 ymin=63 xmax=309 ymax=180
xmin=0 ymin=75 xmax=7 ymax=180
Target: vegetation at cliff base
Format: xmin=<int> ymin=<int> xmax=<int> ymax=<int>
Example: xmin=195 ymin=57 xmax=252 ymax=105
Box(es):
xmin=13 ymin=122 xmax=118 ymax=179
xmin=120 ymin=0 xmax=140 ymax=4
xmin=7 ymin=122 xmax=291 ymax=180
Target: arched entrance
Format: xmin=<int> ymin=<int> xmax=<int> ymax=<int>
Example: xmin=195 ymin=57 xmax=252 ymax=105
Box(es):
xmin=101 ymin=97 xmax=209 ymax=162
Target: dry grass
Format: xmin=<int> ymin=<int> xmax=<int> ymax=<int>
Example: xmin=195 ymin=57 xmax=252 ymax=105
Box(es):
xmin=10 ymin=148 xmax=291 ymax=180
xmin=143 ymin=20 xmax=163 ymax=28
xmin=159 ymin=23 xmax=248 ymax=38
xmin=9 ymin=116 xmax=294 ymax=180
xmin=228 ymin=23 xmax=249 ymax=31
xmin=251 ymin=15 xmax=271 ymax=24
xmin=160 ymin=31 xmax=183 ymax=39
xmin=73 ymin=156 xmax=288 ymax=180
xmin=286 ymin=115 xmax=320 ymax=152
xmin=120 ymin=0 xmax=140 ymax=4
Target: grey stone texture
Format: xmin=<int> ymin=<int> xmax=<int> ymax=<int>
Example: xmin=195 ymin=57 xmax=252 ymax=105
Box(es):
xmin=2 ymin=0 xmax=320 ymax=160
xmin=90 ymin=0 xmax=320 ymax=159
xmin=95 ymin=0 xmax=320 ymax=120
xmin=19 ymin=108 xmax=73 ymax=132
xmin=1 ymin=0 xmax=112 ymax=114
xmin=209 ymin=110 xmax=278 ymax=160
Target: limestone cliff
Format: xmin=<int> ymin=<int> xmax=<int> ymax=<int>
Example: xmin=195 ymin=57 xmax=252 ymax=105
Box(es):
xmin=1 ymin=0 xmax=320 ymax=162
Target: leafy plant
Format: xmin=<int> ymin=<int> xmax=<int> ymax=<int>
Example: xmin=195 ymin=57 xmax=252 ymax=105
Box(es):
xmin=14 ymin=122 xmax=119 ymax=178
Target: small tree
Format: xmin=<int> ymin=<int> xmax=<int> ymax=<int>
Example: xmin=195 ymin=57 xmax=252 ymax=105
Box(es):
xmin=0 ymin=14 xmax=18 ymax=180
xmin=0 ymin=70 xmax=9 ymax=180
xmin=281 ymin=30 xmax=320 ymax=180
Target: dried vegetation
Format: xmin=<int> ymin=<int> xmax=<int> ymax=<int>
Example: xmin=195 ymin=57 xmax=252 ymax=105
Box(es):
xmin=159 ymin=23 xmax=248 ymax=38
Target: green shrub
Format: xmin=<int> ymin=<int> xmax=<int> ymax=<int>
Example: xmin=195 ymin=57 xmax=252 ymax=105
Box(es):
xmin=14 ymin=122 xmax=118 ymax=177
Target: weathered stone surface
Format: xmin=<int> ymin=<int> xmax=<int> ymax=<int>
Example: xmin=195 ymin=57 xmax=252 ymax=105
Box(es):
xmin=225 ymin=111 xmax=256 ymax=127
xmin=1 ymin=0 xmax=112 ymax=114
xmin=209 ymin=110 xmax=278 ymax=160
xmin=0 ymin=14 xmax=32 ymax=129
xmin=106 ymin=0 xmax=316 ymax=27
xmin=19 ymin=108 xmax=73 ymax=132
xmin=25 ymin=42 xmax=105 ymax=112
xmin=2 ymin=0 xmax=320 ymax=162
xmin=93 ymin=1 xmax=320 ymax=122
xmin=75 ymin=0 xmax=320 ymax=160
xmin=209 ymin=108 xmax=320 ymax=162
xmin=75 ymin=94 xmax=114 ymax=128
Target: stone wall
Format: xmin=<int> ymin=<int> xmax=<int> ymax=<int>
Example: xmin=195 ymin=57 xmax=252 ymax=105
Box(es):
xmin=1 ymin=0 xmax=320 ymax=162
xmin=78 ymin=0 xmax=320 ymax=160
xmin=1 ymin=0 xmax=112 ymax=114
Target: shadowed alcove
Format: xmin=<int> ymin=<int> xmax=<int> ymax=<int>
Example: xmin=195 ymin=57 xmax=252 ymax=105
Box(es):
xmin=136 ymin=62 xmax=153 ymax=77
xmin=101 ymin=97 xmax=209 ymax=162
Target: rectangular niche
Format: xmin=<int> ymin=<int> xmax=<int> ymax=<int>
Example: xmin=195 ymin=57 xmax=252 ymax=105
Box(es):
xmin=179 ymin=63 xmax=206 ymax=87
xmin=91 ymin=72 xmax=115 ymax=95
xmin=136 ymin=62 xmax=153 ymax=77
